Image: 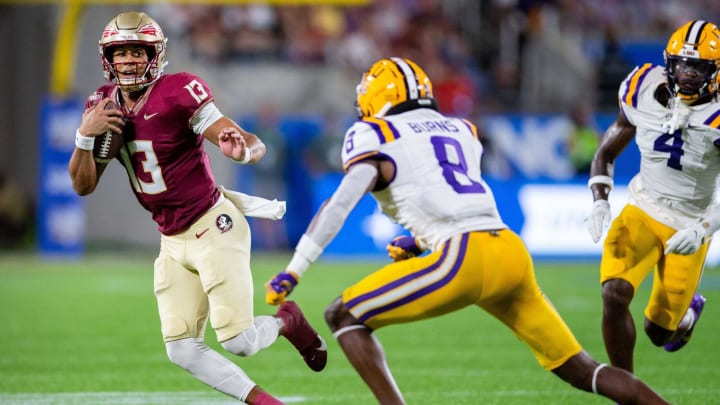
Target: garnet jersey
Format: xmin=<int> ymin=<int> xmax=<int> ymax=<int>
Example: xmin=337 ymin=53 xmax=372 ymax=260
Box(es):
xmin=341 ymin=108 xmax=506 ymax=250
xmin=619 ymin=64 xmax=720 ymax=229
xmin=88 ymin=72 xmax=220 ymax=235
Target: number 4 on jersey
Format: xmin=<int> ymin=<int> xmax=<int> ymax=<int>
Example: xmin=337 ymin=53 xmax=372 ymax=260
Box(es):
xmin=653 ymin=130 xmax=684 ymax=170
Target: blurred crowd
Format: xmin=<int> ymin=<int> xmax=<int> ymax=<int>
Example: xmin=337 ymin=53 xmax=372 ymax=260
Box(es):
xmin=150 ymin=0 xmax=482 ymax=117
xmin=149 ymin=0 xmax=720 ymax=114
xmin=140 ymin=0 xmax=720 ymax=249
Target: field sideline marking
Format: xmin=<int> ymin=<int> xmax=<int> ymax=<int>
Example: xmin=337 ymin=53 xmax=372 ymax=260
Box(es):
xmin=0 ymin=388 xmax=713 ymax=403
xmin=0 ymin=392 xmax=306 ymax=404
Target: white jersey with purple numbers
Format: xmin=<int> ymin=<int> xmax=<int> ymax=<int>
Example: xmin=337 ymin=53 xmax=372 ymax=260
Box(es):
xmin=619 ymin=63 xmax=720 ymax=229
xmin=341 ymin=108 xmax=506 ymax=250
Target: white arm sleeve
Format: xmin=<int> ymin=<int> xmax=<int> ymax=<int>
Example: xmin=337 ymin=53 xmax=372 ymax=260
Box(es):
xmin=287 ymin=163 xmax=378 ymax=277
xmin=191 ymin=102 xmax=224 ymax=134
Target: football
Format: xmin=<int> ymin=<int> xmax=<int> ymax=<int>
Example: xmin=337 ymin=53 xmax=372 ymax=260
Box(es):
xmin=93 ymin=101 xmax=124 ymax=163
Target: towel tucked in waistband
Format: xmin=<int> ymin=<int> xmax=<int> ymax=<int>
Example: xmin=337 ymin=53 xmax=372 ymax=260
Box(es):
xmin=219 ymin=185 xmax=286 ymax=220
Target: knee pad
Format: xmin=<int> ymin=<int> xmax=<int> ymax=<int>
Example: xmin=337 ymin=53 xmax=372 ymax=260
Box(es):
xmin=221 ymin=316 xmax=279 ymax=357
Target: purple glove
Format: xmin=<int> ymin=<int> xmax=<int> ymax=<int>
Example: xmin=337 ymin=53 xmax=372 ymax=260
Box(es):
xmin=265 ymin=271 xmax=299 ymax=305
xmin=386 ymin=236 xmax=424 ymax=262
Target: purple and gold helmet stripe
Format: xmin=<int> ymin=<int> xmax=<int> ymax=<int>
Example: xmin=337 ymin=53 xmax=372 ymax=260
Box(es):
xmin=362 ymin=117 xmax=401 ymax=143
xmin=390 ymin=57 xmax=419 ymax=100
xmin=704 ymin=109 xmax=720 ymax=129
xmin=346 ymin=234 xmax=468 ymax=323
xmin=622 ymin=63 xmax=654 ymax=108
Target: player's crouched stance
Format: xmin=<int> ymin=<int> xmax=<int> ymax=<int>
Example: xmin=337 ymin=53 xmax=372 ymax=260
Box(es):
xmin=266 ymin=57 xmax=670 ymax=404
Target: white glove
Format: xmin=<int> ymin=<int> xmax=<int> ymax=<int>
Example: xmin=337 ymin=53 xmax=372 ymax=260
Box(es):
xmin=586 ymin=200 xmax=611 ymax=243
xmin=665 ymin=223 xmax=707 ymax=255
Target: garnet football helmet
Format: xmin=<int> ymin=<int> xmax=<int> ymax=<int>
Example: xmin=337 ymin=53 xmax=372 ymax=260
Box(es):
xmin=355 ymin=57 xmax=434 ymax=118
xmin=664 ymin=20 xmax=720 ymax=103
xmin=99 ymin=11 xmax=168 ymax=91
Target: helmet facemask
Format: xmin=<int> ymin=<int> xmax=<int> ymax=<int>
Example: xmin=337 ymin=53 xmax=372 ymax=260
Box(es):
xmin=665 ymin=55 xmax=718 ymax=103
xmin=664 ymin=20 xmax=720 ymax=104
xmin=102 ymin=44 xmax=163 ymax=92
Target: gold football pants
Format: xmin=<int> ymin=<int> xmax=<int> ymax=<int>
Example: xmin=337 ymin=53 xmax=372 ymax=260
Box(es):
xmin=342 ymin=230 xmax=583 ymax=370
xmin=600 ymin=204 xmax=707 ymax=330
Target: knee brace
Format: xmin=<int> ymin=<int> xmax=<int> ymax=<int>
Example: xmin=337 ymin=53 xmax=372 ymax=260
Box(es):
xmin=221 ymin=315 xmax=281 ymax=357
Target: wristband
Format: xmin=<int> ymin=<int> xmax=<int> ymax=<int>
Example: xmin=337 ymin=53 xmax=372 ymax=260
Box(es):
xmin=288 ymin=234 xmax=324 ymax=278
xmin=236 ymin=147 xmax=252 ymax=164
xmin=75 ymin=129 xmax=95 ymax=151
xmin=287 ymin=254 xmax=311 ymax=278
xmin=587 ymin=175 xmax=613 ymax=190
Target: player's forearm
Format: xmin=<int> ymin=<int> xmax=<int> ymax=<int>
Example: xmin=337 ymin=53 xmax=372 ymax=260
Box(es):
xmin=68 ymin=149 xmax=99 ymax=195
xmin=287 ymin=235 xmax=323 ymax=277
xmin=701 ymin=206 xmax=720 ymax=236
xmin=588 ymin=124 xmax=626 ymax=201
xmin=287 ymin=197 xmax=353 ymax=276
xmin=287 ymin=163 xmax=377 ymax=276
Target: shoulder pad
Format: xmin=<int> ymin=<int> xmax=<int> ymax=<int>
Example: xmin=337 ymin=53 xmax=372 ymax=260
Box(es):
xmin=162 ymin=72 xmax=215 ymax=107
xmin=704 ymin=109 xmax=720 ymax=130
xmin=619 ymin=64 xmax=665 ymax=109
xmin=341 ymin=119 xmax=399 ymax=170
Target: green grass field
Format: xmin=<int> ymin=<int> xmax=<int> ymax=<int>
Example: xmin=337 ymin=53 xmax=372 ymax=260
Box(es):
xmin=0 ymin=251 xmax=718 ymax=404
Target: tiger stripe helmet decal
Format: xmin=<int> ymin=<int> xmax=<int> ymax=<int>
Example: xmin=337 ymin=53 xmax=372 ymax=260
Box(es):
xmin=355 ymin=57 xmax=434 ymax=118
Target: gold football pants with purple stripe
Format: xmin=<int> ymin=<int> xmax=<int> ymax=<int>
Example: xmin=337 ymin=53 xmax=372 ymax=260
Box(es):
xmin=600 ymin=204 xmax=708 ymax=331
xmin=342 ymin=229 xmax=582 ymax=370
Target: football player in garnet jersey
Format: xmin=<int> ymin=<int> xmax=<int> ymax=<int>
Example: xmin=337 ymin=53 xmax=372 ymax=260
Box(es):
xmin=586 ymin=20 xmax=719 ymax=375
xmin=265 ymin=57 xmax=669 ymax=404
xmin=67 ymin=12 xmax=326 ymax=405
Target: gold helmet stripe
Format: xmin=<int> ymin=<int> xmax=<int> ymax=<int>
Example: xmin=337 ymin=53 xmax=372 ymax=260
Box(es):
xmin=390 ymin=57 xmax=419 ymax=100
xmin=685 ymin=20 xmax=708 ymax=47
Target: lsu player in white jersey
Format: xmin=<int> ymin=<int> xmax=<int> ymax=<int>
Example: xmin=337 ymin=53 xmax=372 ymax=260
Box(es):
xmin=266 ymin=57 xmax=669 ymax=404
xmin=587 ymin=20 xmax=720 ymax=374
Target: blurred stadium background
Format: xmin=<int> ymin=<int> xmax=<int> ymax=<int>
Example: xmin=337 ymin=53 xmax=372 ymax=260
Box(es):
xmin=3 ymin=0 xmax=720 ymax=261
xmin=2 ymin=1 xmax=720 ymax=404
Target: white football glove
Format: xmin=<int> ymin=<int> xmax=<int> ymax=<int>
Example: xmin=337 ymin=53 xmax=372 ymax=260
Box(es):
xmin=586 ymin=200 xmax=611 ymax=243
xmin=665 ymin=223 xmax=707 ymax=255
